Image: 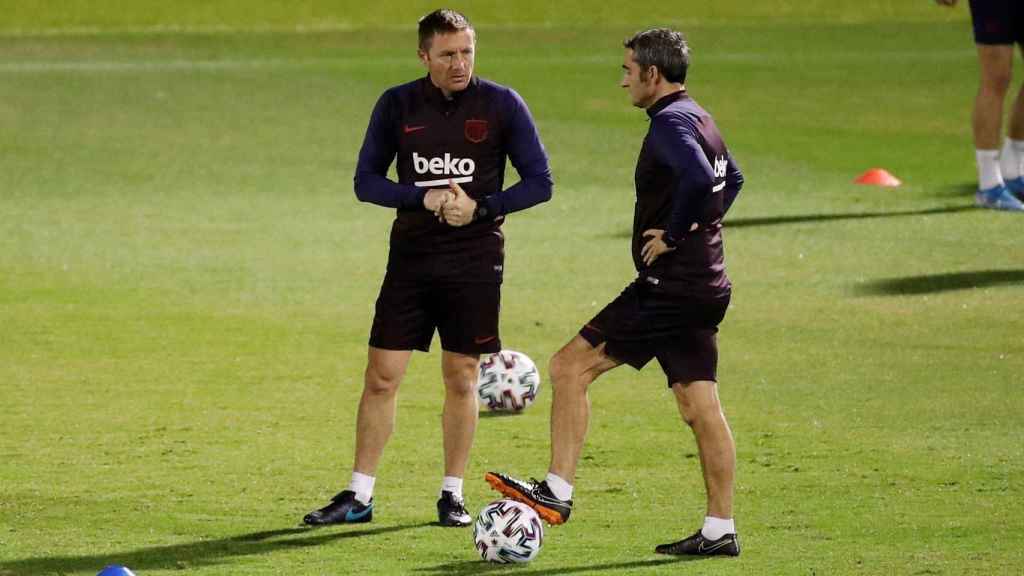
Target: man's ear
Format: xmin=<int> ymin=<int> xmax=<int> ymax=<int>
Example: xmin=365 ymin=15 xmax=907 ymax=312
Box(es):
xmin=417 ymin=49 xmax=429 ymax=67
xmin=645 ymin=65 xmax=660 ymax=84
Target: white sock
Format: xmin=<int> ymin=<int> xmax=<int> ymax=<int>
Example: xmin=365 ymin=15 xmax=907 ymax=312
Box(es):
xmin=999 ymin=138 xmax=1024 ymax=179
xmin=545 ymin=473 xmax=573 ymax=501
xmin=701 ymin=516 xmax=736 ymax=540
xmin=976 ymin=149 xmax=1003 ymax=190
xmin=441 ymin=476 xmax=463 ymax=499
xmin=1002 ymin=139 xmax=1024 ymax=181
xmin=347 ymin=472 xmax=375 ymax=505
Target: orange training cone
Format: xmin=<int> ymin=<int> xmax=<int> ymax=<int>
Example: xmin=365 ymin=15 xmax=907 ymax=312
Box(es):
xmin=854 ymin=168 xmax=901 ymax=187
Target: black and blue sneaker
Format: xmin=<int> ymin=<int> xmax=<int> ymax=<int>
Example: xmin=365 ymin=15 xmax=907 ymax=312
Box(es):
xmin=655 ymin=530 xmax=740 ymax=557
xmin=302 ymin=490 xmax=373 ymax=525
xmin=485 ymin=472 xmax=572 ymax=525
xmin=436 ymin=491 xmax=472 ymax=527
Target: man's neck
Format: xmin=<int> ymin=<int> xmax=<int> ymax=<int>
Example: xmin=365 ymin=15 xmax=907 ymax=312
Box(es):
xmin=645 ymin=83 xmax=685 ymax=109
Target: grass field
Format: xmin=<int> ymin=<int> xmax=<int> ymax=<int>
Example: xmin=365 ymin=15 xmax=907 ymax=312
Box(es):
xmin=2 ymin=2 xmax=1023 ymax=575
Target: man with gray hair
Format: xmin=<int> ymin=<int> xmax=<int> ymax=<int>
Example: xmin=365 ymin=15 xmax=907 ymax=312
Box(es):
xmin=487 ymin=28 xmax=744 ymax=557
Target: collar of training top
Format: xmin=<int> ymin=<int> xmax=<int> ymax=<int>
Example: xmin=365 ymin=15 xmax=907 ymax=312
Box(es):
xmin=420 ymin=74 xmax=479 ymax=108
xmin=646 ymin=88 xmax=688 ymax=118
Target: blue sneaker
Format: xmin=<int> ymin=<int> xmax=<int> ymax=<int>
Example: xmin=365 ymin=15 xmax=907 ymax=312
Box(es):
xmin=1005 ymin=176 xmax=1024 ymax=201
xmin=976 ymin=184 xmax=1024 ymax=211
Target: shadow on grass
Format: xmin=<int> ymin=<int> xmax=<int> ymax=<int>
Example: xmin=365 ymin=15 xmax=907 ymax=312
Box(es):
xmin=414 ymin=557 xmax=696 ymax=575
xmin=478 ymin=410 xmax=528 ymax=419
xmin=724 ymin=203 xmax=977 ymax=229
xmin=606 ymin=203 xmax=977 ymax=238
xmin=0 ymin=523 xmax=432 ymax=575
xmin=935 ymin=182 xmax=977 ymax=198
xmin=857 ymin=269 xmax=1024 ymax=296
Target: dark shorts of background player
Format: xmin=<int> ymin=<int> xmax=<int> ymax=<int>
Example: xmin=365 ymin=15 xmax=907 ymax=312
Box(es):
xmin=579 ymin=278 xmax=730 ymax=387
xmin=369 ymin=275 xmax=502 ymax=356
xmin=970 ymin=0 xmax=1024 ymax=45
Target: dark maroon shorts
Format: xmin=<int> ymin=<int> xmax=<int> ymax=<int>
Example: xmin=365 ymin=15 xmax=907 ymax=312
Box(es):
xmin=579 ymin=278 xmax=730 ymax=387
xmin=970 ymin=0 xmax=1024 ymax=45
xmin=369 ymin=275 xmax=501 ymax=355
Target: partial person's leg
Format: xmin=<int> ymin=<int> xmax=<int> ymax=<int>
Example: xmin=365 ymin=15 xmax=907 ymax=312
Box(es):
xmin=653 ymin=379 xmax=740 ymax=556
xmin=303 ymin=346 xmax=412 ymax=525
xmin=972 ymin=44 xmax=1024 ymax=209
xmin=1006 ymin=75 xmax=1024 ymax=141
xmin=485 ymin=335 xmax=619 ymax=524
xmin=440 ymin=350 xmax=481 ymax=481
xmin=974 ymin=44 xmax=1014 ymax=152
xmin=671 ymin=380 xmax=735 ymax=521
xmin=433 ymin=350 xmax=481 ymax=526
xmin=1003 ymin=45 xmax=1024 ymax=196
xmin=547 ymin=335 xmax=620 ymax=483
xmin=353 ymin=347 xmax=413 ymax=476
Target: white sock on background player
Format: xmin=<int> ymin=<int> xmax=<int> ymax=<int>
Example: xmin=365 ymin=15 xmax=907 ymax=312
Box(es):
xmin=1000 ymin=139 xmax=1024 ymax=181
xmin=348 ymin=471 xmax=375 ymax=505
xmin=976 ymin=149 xmax=1003 ymax=190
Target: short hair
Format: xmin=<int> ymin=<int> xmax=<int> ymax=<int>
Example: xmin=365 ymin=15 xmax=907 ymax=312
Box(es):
xmin=418 ymin=9 xmax=473 ymax=51
xmin=624 ymin=28 xmax=690 ymax=84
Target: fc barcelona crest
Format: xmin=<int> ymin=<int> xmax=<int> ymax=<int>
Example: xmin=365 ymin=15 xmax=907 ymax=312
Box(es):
xmin=465 ymin=119 xmax=488 ymax=143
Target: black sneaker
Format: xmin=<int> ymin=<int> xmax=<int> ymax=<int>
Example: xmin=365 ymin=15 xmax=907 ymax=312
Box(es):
xmin=436 ymin=491 xmax=472 ymax=527
xmin=655 ymin=530 xmax=740 ymax=557
xmin=302 ymin=490 xmax=373 ymax=525
xmin=484 ymin=471 xmax=572 ymax=525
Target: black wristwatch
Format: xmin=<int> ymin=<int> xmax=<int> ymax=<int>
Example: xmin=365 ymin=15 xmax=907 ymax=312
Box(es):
xmin=662 ymin=231 xmax=679 ymax=248
xmin=472 ymin=202 xmax=490 ymax=221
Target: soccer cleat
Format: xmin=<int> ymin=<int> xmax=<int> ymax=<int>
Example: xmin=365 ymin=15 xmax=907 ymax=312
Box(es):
xmin=484 ymin=472 xmax=572 ymax=525
xmin=1007 ymin=177 xmax=1024 ymax=201
xmin=976 ymin=185 xmax=1024 ymax=211
xmin=655 ymin=530 xmax=740 ymax=557
xmin=436 ymin=491 xmax=472 ymax=527
xmin=302 ymin=490 xmax=373 ymax=525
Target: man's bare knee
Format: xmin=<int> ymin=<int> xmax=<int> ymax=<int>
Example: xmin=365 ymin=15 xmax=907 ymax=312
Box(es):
xmin=549 ymin=350 xmax=592 ymax=393
xmin=442 ymin=353 xmax=480 ymax=397
xmin=364 ymin=368 xmax=401 ymax=396
xmin=548 ymin=349 xmax=572 ymax=383
xmin=443 ymin=373 xmax=477 ymax=397
xmin=673 ymin=381 xmax=722 ymax=428
xmin=978 ymin=46 xmax=1014 ymax=94
xmin=982 ymin=70 xmax=1012 ymax=95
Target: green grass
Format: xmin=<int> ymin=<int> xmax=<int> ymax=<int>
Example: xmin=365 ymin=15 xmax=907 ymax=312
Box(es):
xmin=2 ymin=2 xmax=1023 ymax=575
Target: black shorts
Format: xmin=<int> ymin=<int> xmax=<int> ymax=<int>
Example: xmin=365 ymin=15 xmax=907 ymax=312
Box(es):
xmin=579 ymin=278 xmax=730 ymax=387
xmin=970 ymin=0 xmax=1024 ymax=45
xmin=369 ymin=275 xmax=501 ymax=355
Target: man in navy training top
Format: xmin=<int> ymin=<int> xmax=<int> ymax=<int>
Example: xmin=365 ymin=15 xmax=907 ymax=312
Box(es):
xmin=303 ymin=8 xmax=552 ymax=528
xmin=487 ymin=28 xmax=744 ymax=556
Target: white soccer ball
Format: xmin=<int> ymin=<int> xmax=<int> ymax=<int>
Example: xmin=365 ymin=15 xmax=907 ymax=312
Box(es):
xmin=473 ymin=499 xmax=544 ymax=563
xmin=477 ymin=350 xmax=541 ymax=412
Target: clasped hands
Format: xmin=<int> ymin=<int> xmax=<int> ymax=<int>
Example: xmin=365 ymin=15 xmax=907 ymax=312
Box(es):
xmin=423 ymin=179 xmax=476 ymax=227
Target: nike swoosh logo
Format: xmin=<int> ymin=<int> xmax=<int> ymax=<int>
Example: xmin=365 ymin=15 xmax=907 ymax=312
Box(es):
xmin=345 ymin=504 xmax=373 ymax=522
xmin=404 ymin=125 xmax=426 ymax=134
xmin=698 ymin=537 xmax=733 ymax=553
xmin=474 ymin=335 xmax=497 ymax=344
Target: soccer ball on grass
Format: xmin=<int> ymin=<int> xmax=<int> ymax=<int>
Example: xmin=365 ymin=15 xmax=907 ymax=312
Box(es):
xmin=477 ymin=350 xmax=540 ymax=412
xmin=473 ymin=499 xmax=544 ymax=563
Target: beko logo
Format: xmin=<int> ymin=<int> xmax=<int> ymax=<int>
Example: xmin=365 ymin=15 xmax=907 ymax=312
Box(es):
xmin=412 ymin=152 xmax=475 ymax=187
